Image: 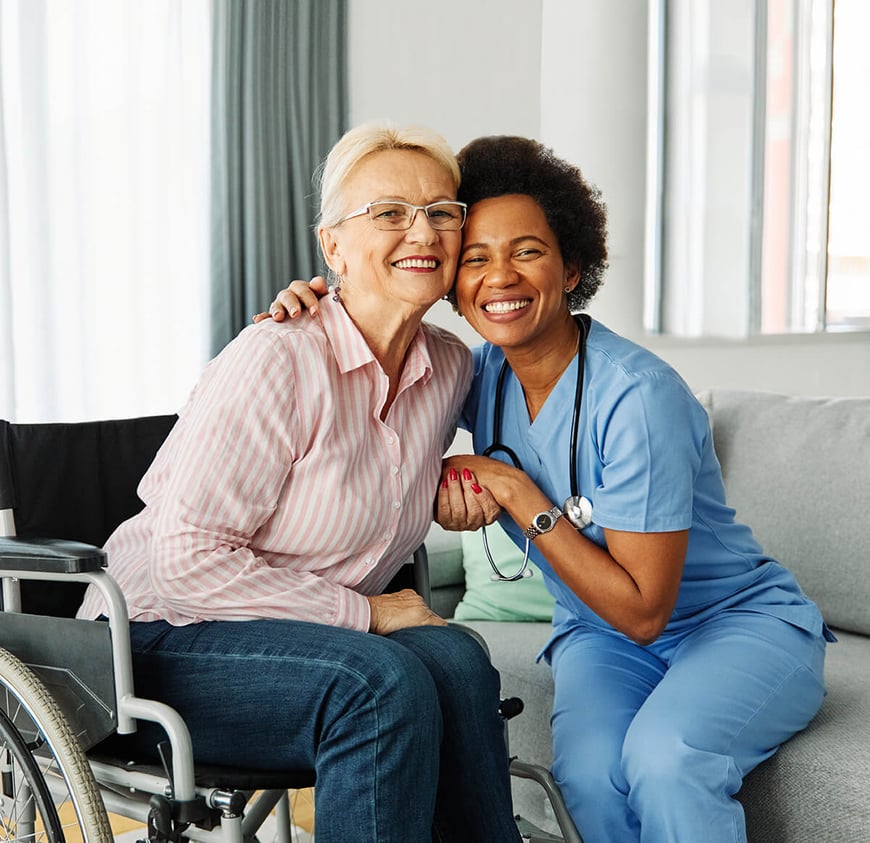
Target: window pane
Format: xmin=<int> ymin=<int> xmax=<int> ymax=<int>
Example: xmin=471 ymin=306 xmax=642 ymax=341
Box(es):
xmin=826 ymin=0 xmax=870 ymax=330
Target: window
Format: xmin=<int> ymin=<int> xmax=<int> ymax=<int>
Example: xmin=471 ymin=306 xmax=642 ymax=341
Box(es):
xmin=0 ymin=0 xmax=211 ymax=422
xmin=647 ymin=0 xmax=870 ymax=337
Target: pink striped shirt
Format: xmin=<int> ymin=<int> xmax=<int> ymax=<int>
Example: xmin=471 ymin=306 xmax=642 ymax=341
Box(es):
xmin=77 ymin=296 xmax=471 ymax=631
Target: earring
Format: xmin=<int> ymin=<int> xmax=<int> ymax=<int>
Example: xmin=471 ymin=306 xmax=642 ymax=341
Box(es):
xmin=332 ymin=284 xmax=342 ymax=302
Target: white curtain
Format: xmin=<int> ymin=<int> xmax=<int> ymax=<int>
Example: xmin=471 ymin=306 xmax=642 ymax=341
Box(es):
xmin=0 ymin=0 xmax=211 ymax=422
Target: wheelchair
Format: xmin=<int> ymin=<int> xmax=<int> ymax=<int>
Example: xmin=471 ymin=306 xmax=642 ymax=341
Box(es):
xmin=0 ymin=414 xmax=582 ymax=842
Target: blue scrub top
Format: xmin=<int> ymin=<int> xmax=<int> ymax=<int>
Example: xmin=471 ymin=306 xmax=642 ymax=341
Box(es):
xmin=461 ymin=320 xmax=827 ymax=647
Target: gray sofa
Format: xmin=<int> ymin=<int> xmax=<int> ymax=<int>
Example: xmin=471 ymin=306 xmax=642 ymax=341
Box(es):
xmin=427 ymin=389 xmax=870 ymax=841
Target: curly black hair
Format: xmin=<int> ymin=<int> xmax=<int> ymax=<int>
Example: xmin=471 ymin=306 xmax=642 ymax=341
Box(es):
xmin=455 ymin=136 xmax=608 ymax=311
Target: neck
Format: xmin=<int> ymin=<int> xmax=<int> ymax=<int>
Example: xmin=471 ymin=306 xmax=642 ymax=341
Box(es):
xmin=503 ymin=316 xmax=581 ymax=421
xmin=339 ymin=289 xmax=427 ymax=415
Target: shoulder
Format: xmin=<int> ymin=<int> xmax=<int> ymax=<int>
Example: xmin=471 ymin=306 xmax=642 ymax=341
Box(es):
xmin=585 ymin=320 xmax=707 ymax=426
xmin=420 ymin=321 xmax=473 ymax=378
xmin=219 ymin=318 xmax=331 ymax=366
xmin=421 ymin=321 xmax=471 ymax=358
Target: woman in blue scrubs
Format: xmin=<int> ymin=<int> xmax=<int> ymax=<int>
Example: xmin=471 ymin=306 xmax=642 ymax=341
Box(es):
xmin=436 ymin=136 xmax=832 ymax=843
xmin=263 ymin=134 xmax=831 ymax=843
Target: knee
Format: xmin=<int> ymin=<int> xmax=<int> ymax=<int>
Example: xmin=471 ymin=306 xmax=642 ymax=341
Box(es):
xmin=553 ymin=730 xmax=627 ymax=812
xmin=329 ymin=642 xmax=442 ymax=737
xmin=622 ymin=720 xmax=728 ymax=793
xmin=395 ymin=625 xmax=502 ymax=705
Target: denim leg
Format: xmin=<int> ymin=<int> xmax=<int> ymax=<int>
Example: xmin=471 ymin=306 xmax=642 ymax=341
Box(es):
xmin=387 ymin=625 xmax=522 ymax=843
xmin=123 ymin=619 xmax=443 ymax=843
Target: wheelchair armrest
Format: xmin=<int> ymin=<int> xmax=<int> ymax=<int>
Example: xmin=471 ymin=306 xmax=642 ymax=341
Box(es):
xmin=0 ymin=536 xmax=106 ymax=573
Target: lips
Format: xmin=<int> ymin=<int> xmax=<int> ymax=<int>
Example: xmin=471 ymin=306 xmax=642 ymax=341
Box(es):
xmin=483 ymin=299 xmax=531 ymax=314
xmin=393 ymin=257 xmax=439 ymax=270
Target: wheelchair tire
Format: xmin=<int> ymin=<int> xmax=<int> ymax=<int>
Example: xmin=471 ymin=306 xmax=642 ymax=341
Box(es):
xmin=0 ymin=646 xmax=112 ymax=842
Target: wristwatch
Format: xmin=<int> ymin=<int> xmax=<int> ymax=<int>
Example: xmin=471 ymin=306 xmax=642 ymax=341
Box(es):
xmin=523 ymin=505 xmax=564 ymax=540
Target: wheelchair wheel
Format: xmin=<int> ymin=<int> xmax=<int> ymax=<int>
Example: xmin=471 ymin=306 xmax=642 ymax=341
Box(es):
xmin=0 ymin=647 xmax=111 ymax=842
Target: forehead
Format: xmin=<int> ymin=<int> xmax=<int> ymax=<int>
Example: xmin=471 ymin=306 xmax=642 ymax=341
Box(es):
xmin=463 ymin=194 xmax=553 ymax=244
xmin=342 ymin=148 xmax=456 ymax=206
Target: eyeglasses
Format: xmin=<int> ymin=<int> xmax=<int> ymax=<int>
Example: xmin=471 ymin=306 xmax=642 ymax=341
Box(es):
xmin=338 ymin=200 xmax=467 ymax=231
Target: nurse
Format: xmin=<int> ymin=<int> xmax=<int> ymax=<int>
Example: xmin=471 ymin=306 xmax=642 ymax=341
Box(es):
xmin=437 ymin=135 xmax=832 ymax=843
xmin=264 ymin=134 xmax=832 ymax=843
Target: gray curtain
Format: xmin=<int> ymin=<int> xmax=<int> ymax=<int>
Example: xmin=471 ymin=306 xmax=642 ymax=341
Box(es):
xmin=210 ymin=0 xmax=347 ymax=354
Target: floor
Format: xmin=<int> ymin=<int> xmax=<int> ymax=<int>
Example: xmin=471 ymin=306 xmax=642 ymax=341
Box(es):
xmin=107 ymin=788 xmax=315 ymax=841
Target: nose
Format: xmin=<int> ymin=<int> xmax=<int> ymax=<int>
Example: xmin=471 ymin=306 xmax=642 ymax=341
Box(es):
xmin=485 ymin=256 xmax=519 ymax=287
xmin=404 ymin=208 xmax=438 ymax=243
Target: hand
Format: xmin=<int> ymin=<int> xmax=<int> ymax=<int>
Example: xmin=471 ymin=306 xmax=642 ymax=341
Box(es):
xmin=367 ymin=589 xmax=447 ymax=634
xmin=252 ymin=276 xmax=330 ymax=323
xmin=436 ymin=463 xmax=502 ymax=531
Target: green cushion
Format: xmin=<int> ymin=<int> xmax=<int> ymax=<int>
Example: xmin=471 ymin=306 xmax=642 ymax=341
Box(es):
xmin=453 ymin=522 xmax=555 ymax=622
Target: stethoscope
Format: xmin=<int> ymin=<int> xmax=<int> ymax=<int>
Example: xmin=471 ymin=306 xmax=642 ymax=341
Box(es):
xmin=481 ymin=314 xmax=594 ymax=581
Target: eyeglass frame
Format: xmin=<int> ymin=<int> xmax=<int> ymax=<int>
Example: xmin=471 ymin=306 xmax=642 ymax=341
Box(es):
xmin=337 ymin=200 xmax=468 ymax=231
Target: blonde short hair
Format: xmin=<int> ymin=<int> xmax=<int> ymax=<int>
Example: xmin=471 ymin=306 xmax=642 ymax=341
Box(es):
xmin=317 ymin=122 xmax=460 ymax=229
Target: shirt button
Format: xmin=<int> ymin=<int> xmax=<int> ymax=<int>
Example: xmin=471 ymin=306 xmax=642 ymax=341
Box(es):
xmin=386 ymin=435 xmax=394 ymax=445
xmin=391 ymin=465 xmax=400 ymax=475
xmin=392 ymin=501 xmax=401 ymax=510
xmin=365 ymin=556 xmax=375 ymax=566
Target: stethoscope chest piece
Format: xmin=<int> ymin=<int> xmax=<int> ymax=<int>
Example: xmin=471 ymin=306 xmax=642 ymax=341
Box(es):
xmin=563 ymin=494 xmax=593 ymax=529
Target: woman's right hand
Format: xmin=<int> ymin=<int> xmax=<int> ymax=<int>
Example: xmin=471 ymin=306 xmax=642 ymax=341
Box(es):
xmin=367 ymin=589 xmax=447 ymax=634
xmin=252 ymin=276 xmax=330 ymax=323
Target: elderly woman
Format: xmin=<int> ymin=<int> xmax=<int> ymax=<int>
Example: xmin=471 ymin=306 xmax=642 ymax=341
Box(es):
xmin=77 ymin=123 xmax=521 ymax=843
xmin=267 ymin=135 xmax=831 ymax=843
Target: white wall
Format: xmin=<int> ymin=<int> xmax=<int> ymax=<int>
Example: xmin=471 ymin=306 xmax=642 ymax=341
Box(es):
xmin=348 ymin=0 xmax=870 ymax=397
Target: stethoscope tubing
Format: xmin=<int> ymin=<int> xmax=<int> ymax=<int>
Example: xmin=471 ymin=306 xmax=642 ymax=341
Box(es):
xmin=481 ymin=315 xmax=593 ymax=582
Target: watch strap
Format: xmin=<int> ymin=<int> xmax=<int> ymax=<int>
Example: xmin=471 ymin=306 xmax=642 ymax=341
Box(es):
xmin=523 ymin=505 xmax=563 ymax=540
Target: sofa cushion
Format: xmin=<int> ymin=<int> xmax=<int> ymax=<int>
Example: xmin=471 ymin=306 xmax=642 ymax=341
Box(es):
xmin=454 ymin=522 xmax=555 ymax=622
xmin=738 ymin=627 xmax=870 ymax=839
xmin=701 ymin=390 xmax=870 ymax=635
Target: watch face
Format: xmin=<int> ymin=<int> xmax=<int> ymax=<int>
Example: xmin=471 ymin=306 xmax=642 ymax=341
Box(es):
xmin=534 ymin=513 xmax=553 ymax=531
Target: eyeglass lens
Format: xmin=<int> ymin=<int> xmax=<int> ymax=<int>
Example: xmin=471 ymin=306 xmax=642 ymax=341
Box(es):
xmin=367 ymin=201 xmax=465 ymax=231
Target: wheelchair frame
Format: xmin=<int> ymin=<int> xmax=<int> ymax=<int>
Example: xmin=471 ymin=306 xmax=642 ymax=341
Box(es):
xmin=0 ymin=413 xmax=582 ymax=843
xmin=0 ymin=541 xmax=308 ymax=842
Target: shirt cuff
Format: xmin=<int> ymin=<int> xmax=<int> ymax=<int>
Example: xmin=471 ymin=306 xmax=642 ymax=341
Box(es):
xmin=333 ymin=587 xmax=372 ymax=632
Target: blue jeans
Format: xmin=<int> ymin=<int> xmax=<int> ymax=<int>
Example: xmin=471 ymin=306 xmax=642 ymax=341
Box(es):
xmin=549 ymin=611 xmax=827 ymax=843
xmin=119 ymin=619 xmax=520 ymax=843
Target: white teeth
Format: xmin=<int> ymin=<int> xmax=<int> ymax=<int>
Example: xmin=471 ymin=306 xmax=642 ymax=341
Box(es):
xmin=484 ymin=300 xmax=529 ymax=314
xmin=394 ymin=258 xmax=437 ymax=269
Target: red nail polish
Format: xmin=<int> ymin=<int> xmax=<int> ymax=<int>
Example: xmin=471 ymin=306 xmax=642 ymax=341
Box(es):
xmin=442 ymin=479 xmax=449 ymax=489
xmin=462 ymin=468 xmax=472 ymax=481
xmin=448 ymin=468 xmax=458 ymax=481
xmin=471 ymin=483 xmax=482 ymax=494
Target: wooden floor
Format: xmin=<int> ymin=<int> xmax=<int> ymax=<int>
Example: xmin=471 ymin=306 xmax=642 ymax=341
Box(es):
xmin=57 ymin=787 xmax=316 ymax=840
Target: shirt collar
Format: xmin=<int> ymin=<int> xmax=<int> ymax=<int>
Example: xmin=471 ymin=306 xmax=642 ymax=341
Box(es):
xmin=319 ymin=295 xmax=434 ymax=387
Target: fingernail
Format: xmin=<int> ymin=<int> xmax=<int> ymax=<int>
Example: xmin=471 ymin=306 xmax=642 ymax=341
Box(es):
xmin=441 ymin=479 xmax=449 ymax=489
xmin=289 ymin=307 xmax=300 ymax=317
xmin=462 ymin=468 xmax=472 ymax=481
xmin=471 ymin=483 xmax=482 ymax=494
xmin=448 ymin=468 xmax=458 ymax=481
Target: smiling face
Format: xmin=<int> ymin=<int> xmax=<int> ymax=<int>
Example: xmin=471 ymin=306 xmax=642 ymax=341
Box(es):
xmin=455 ymin=194 xmax=580 ymax=353
xmin=319 ymin=149 xmax=461 ymax=312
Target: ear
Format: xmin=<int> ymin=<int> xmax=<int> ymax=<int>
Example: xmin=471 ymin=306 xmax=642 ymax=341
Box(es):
xmin=318 ymin=227 xmax=347 ymax=277
xmin=564 ymin=263 xmax=581 ymax=293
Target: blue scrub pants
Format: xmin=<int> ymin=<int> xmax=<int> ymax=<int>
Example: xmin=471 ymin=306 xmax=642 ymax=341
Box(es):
xmin=549 ymin=611 xmax=827 ymax=843
xmin=117 ymin=618 xmax=520 ymax=843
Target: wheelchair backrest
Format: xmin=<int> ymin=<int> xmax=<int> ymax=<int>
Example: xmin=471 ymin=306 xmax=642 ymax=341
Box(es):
xmin=0 ymin=414 xmax=177 ymax=616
